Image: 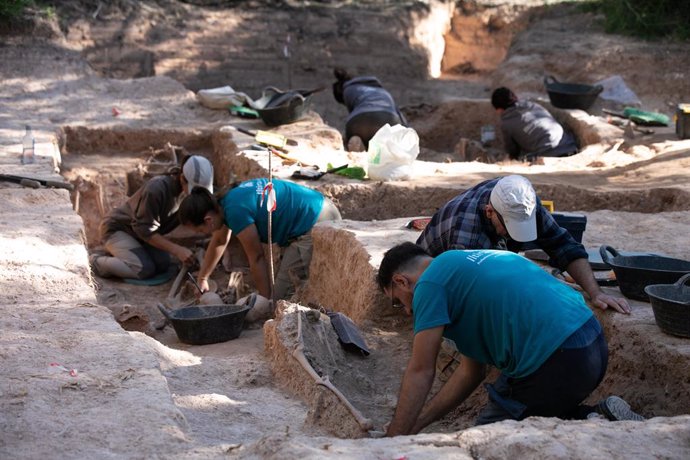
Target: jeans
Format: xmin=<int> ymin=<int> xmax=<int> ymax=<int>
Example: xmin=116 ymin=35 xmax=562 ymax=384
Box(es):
xmin=93 ymin=231 xmax=171 ymax=279
xmin=345 ymin=111 xmax=403 ymax=150
xmin=476 ymin=316 xmax=608 ymax=424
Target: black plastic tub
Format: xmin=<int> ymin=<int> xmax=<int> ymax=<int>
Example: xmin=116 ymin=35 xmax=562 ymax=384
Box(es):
xmin=544 ymin=75 xmax=603 ymax=110
xmin=644 ymin=274 xmax=690 ymax=338
xmin=253 ymin=87 xmax=323 ymax=127
xmin=157 ymin=303 xmax=251 ymax=345
xmin=599 ymin=246 xmax=690 ymax=301
xmin=522 ymin=212 xmax=586 ymax=251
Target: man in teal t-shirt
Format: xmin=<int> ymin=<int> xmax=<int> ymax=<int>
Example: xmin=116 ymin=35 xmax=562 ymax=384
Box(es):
xmin=377 ymin=242 xmax=644 ymax=436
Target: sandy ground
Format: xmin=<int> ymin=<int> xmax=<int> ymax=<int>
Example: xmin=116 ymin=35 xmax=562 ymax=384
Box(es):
xmin=1 ymin=1 xmax=690 ymax=458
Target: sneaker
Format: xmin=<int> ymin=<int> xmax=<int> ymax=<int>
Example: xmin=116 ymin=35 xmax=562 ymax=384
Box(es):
xmin=88 ymin=254 xmax=105 ymax=277
xmin=586 ymin=412 xmax=606 ymax=420
xmin=347 ymin=136 xmax=365 ymax=152
xmin=597 ymin=396 xmax=645 ymax=422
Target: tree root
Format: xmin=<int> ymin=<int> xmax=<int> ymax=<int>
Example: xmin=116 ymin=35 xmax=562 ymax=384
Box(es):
xmin=291 ymin=310 xmax=373 ymax=431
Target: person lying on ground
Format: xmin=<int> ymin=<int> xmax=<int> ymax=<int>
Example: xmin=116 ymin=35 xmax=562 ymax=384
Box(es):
xmin=179 ymin=178 xmax=341 ymax=302
xmin=90 ymin=155 xmax=214 ymax=280
xmin=378 ymin=242 xmax=645 ymax=436
xmin=492 ymin=86 xmax=578 ymax=161
xmin=416 ymin=174 xmax=630 ymax=314
xmin=332 ymin=67 xmax=407 ymax=152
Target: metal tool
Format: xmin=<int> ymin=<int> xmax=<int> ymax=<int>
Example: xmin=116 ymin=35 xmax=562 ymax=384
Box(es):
xmin=229 ymin=125 xmax=298 ymax=147
xmin=291 ymin=164 xmax=348 ymax=180
xmin=186 ymin=271 xmax=204 ymax=295
xmin=0 ymin=173 xmax=74 ymax=190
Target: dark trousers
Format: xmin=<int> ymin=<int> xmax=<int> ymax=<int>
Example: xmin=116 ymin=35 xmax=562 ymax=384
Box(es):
xmin=476 ymin=316 xmax=608 ymax=424
xmin=345 ymin=111 xmax=403 ymax=150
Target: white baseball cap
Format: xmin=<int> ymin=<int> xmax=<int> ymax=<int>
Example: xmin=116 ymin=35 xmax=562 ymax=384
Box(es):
xmin=182 ymin=155 xmax=214 ymax=193
xmin=489 ymin=175 xmax=537 ymax=242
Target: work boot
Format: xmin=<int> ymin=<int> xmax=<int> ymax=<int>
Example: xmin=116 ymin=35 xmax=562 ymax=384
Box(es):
xmin=596 ymin=396 xmax=645 ymax=422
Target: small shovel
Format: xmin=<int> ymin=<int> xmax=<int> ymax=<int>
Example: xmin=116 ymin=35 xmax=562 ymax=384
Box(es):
xmin=309 ymin=303 xmax=370 ymax=356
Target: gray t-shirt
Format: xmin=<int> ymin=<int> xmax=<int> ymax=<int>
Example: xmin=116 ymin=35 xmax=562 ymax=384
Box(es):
xmin=500 ymin=101 xmax=571 ymax=158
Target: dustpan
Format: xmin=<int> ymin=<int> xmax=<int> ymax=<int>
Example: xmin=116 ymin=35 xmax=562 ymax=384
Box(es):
xmin=325 ymin=311 xmax=371 ymax=356
xmin=622 ymin=107 xmax=670 ymax=126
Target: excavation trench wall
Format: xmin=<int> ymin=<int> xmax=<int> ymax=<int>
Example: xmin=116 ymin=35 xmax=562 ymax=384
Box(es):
xmin=61 ymin=117 xmax=690 ymax=250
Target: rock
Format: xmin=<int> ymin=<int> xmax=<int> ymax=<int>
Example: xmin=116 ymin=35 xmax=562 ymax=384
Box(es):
xmin=199 ymin=291 xmax=223 ymax=305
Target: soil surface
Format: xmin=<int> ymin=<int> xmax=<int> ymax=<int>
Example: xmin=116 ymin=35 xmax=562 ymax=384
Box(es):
xmin=1 ymin=1 xmax=690 ymax=459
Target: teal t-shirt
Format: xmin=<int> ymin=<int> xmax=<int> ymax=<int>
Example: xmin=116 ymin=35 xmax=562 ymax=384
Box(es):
xmin=413 ymin=250 xmax=593 ymax=378
xmin=219 ymin=178 xmax=324 ymax=246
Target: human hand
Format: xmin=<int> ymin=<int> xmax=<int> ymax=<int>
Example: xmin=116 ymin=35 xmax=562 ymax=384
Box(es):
xmin=176 ymin=247 xmax=195 ymax=266
xmin=198 ymin=277 xmax=210 ymax=295
xmin=591 ymin=292 xmax=631 ymax=314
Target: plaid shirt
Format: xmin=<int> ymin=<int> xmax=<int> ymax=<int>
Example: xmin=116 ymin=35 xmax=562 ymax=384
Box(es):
xmin=416 ymin=178 xmax=587 ymax=270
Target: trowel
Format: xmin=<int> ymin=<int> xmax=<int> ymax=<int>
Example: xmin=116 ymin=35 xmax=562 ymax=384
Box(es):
xmin=291 ymin=164 xmax=348 ymax=180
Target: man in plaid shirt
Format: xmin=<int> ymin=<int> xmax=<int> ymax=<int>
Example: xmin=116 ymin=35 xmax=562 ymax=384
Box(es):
xmin=416 ymin=175 xmax=630 ymax=314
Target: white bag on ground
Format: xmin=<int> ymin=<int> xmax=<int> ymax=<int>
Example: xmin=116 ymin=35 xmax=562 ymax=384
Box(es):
xmin=367 ymin=124 xmax=420 ymax=181
xmin=196 ymin=85 xmax=254 ymax=110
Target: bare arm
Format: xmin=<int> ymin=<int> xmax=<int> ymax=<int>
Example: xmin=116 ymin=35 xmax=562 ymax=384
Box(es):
xmin=386 ymin=326 xmax=444 ymax=437
xmin=197 ymin=226 xmax=231 ymax=292
xmin=145 ymin=233 xmax=194 ymax=265
xmin=411 ymin=354 xmax=486 ymax=434
xmin=236 ymin=224 xmax=271 ymax=299
xmin=566 ymin=257 xmax=630 ymax=314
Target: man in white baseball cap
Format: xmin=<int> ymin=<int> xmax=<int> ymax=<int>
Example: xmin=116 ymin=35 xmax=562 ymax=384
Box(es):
xmin=182 ymin=154 xmax=214 ymax=194
xmin=416 ymin=175 xmax=630 ymax=314
xmin=90 ymin=155 xmax=215 ymax=281
xmin=489 ymin=174 xmax=537 ymax=242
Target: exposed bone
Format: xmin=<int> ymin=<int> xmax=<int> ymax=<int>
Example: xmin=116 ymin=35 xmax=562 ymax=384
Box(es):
xmin=291 ymin=310 xmax=373 ymax=431
xmin=73 ymin=189 xmax=80 ymax=214
xmin=96 ymin=183 xmax=106 ymax=218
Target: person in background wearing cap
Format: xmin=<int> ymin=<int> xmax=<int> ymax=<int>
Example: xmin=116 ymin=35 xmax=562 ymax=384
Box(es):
xmin=377 ymin=242 xmax=644 ymax=436
xmin=89 ymin=155 xmax=214 ymax=280
xmin=492 ymin=87 xmax=578 ymax=161
xmin=178 ymin=178 xmax=341 ymax=307
xmin=416 ymin=175 xmax=630 ymax=314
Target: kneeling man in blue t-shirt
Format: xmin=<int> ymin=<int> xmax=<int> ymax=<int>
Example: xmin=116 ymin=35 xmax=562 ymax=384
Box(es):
xmin=377 ymin=242 xmax=644 ymax=436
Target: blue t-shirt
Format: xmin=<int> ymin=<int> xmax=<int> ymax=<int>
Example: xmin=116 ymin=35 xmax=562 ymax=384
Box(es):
xmin=219 ymin=179 xmax=324 ymax=247
xmin=413 ymin=250 xmax=593 ymax=378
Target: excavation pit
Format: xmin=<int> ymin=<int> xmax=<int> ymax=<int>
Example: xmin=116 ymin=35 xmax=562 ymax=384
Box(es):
xmin=3 ymin=1 xmax=690 ymax=456
xmin=55 ymin=122 xmax=690 ymax=440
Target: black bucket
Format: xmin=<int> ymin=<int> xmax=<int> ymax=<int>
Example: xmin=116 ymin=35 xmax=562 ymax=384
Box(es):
xmin=544 ymin=75 xmax=603 ymax=110
xmin=644 ymin=274 xmax=690 ymax=338
xmin=157 ymin=303 xmax=251 ymax=345
xmin=253 ymin=86 xmax=323 ymax=127
xmin=599 ymin=246 xmax=690 ymax=301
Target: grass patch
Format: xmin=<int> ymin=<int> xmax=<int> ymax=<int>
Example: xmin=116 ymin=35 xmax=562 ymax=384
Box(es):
xmin=579 ymin=0 xmax=690 ymax=40
xmin=0 ymin=0 xmax=30 ymax=21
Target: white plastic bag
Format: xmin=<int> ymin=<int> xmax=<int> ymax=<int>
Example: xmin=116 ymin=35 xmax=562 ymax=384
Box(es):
xmin=196 ymin=86 xmax=253 ymax=110
xmin=367 ymin=124 xmax=420 ymax=181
